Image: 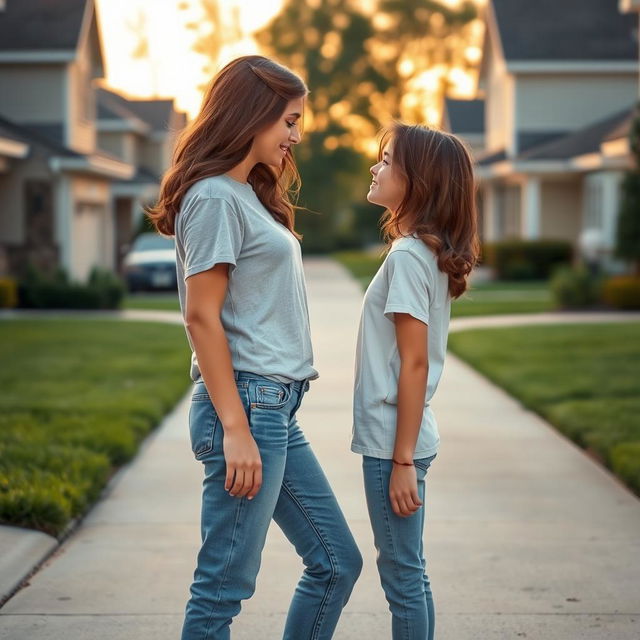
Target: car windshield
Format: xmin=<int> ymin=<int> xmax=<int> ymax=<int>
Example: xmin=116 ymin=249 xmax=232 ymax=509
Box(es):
xmin=133 ymin=234 xmax=175 ymax=252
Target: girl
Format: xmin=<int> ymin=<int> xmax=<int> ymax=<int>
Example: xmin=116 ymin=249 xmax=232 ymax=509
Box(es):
xmin=351 ymin=123 xmax=479 ymax=639
xmin=149 ymin=55 xmax=362 ymax=640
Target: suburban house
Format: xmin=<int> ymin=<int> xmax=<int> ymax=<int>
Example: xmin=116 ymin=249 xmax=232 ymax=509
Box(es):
xmin=442 ymin=98 xmax=486 ymax=159
xmin=96 ymin=87 xmax=187 ymax=271
xmin=473 ymin=0 xmax=638 ymax=269
xmin=0 ymin=0 xmax=185 ymax=282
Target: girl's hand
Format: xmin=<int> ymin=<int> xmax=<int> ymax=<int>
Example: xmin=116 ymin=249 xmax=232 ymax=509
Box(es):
xmin=389 ymin=464 xmax=423 ymax=517
xmin=223 ymin=427 xmax=263 ymax=500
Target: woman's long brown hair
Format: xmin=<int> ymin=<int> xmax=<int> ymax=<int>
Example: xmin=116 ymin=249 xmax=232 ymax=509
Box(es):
xmin=147 ymin=56 xmax=308 ymax=236
xmin=380 ymin=123 xmax=480 ymax=298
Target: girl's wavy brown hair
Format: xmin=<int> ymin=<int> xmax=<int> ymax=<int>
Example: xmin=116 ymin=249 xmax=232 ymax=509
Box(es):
xmin=147 ymin=55 xmax=308 ymax=236
xmin=380 ymin=123 xmax=480 ymax=298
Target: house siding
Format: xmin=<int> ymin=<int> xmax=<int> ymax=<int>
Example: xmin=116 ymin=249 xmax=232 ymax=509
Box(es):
xmin=0 ymin=64 xmax=66 ymax=123
xmin=515 ymin=73 xmax=636 ymax=134
xmin=540 ymin=180 xmax=583 ymax=242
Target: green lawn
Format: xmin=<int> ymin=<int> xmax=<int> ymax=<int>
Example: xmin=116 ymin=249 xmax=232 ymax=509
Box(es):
xmin=448 ymin=323 xmax=640 ymax=495
xmin=123 ymin=292 xmax=180 ymax=311
xmin=0 ymin=319 xmax=191 ymax=536
xmin=333 ymin=250 xmax=553 ymax=317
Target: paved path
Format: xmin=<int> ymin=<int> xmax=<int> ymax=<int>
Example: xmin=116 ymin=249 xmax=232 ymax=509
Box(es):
xmin=1 ymin=259 xmax=639 ymax=639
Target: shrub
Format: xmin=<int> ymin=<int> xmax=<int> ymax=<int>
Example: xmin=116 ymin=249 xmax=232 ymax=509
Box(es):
xmin=18 ymin=265 xmax=124 ymax=310
xmin=602 ymin=276 xmax=640 ymax=310
xmin=610 ymin=442 xmax=640 ymax=496
xmin=550 ymin=266 xmax=601 ymax=309
xmin=484 ymin=239 xmax=573 ymax=280
xmin=0 ymin=277 xmax=17 ymax=308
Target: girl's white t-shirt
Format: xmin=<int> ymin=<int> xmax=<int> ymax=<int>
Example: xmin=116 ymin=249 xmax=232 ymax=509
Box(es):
xmin=351 ymin=235 xmax=451 ymax=460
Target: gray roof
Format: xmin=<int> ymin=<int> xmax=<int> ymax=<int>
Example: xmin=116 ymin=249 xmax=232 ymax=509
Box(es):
xmin=97 ymin=89 xmax=150 ymax=130
xmin=0 ymin=115 xmax=80 ymax=157
xmin=604 ymin=111 xmax=635 ymax=142
xmin=445 ymin=99 xmax=485 ymax=134
xmin=491 ymin=0 xmax=637 ymax=61
xmin=477 ymin=148 xmax=507 ymax=166
xmin=518 ymin=131 xmax=568 ymax=153
xmin=518 ymin=108 xmax=633 ymax=160
xmin=0 ymin=0 xmax=88 ymax=51
xmin=96 ymin=88 xmax=184 ymax=133
xmin=0 ymin=120 xmax=30 ymax=146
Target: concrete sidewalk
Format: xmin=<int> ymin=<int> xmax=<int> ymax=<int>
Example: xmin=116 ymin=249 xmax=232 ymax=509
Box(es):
xmin=1 ymin=258 xmax=639 ymax=639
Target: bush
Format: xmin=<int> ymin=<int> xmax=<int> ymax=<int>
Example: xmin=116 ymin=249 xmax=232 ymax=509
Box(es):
xmin=0 ymin=277 xmax=17 ymax=308
xmin=18 ymin=265 xmax=124 ymax=310
xmin=610 ymin=442 xmax=640 ymax=496
xmin=484 ymin=239 xmax=573 ymax=280
xmin=550 ymin=266 xmax=601 ymax=309
xmin=602 ymin=276 xmax=640 ymax=310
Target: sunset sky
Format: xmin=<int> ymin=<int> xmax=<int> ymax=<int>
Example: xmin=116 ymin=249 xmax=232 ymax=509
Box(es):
xmin=95 ymin=0 xmax=286 ymax=117
xmin=95 ymin=0 xmax=483 ymax=121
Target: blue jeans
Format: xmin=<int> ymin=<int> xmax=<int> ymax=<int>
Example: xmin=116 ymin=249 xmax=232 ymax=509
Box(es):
xmin=182 ymin=372 xmax=362 ymax=640
xmin=362 ymin=454 xmax=437 ymax=640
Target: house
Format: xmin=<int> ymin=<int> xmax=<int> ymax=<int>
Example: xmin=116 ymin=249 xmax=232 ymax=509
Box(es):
xmin=442 ymin=98 xmax=485 ymax=158
xmin=474 ymin=0 xmax=637 ymax=268
xmin=96 ymin=87 xmax=186 ymax=271
xmin=0 ymin=0 xmax=185 ymax=282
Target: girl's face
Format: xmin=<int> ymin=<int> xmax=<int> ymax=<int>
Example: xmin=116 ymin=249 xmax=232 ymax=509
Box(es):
xmin=367 ymin=141 xmax=406 ymax=212
xmin=251 ymin=97 xmax=303 ymax=168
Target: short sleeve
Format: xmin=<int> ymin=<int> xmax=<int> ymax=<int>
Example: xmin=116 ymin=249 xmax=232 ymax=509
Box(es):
xmin=179 ymin=196 xmax=244 ymax=280
xmin=383 ymin=250 xmax=432 ymax=325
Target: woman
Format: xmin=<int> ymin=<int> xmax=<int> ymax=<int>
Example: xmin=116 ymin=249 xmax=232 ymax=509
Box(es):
xmin=149 ymin=55 xmax=362 ymax=640
xmin=351 ymin=123 xmax=480 ymax=639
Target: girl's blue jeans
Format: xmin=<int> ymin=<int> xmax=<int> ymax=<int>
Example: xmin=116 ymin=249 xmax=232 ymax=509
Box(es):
xmin=362 ymin=454 xmax=437 ymax=640
xmin=181 ymin=372 xmax=362 ymax=640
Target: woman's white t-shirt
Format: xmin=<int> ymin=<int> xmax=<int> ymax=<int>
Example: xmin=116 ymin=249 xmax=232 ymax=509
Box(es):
xmin=174 ymin=174 xmax=318 ymax=384
xmin=351 ymin=235 xmax=451 ymax=459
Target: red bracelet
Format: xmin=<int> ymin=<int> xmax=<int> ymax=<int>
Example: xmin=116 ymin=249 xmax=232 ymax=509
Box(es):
xmin=392 ymin=459 xmax=414 ymax=467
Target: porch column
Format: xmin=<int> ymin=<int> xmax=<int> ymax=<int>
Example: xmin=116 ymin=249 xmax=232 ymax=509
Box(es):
xmin=521 ymin=176 xmax=541 ymax=239
xmin=602 ymin=171 xmax=623 ymax=250
xmin=482 ymin=182 xmax=499 ymax=242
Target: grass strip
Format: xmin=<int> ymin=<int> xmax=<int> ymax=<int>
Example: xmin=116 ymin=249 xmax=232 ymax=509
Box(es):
xmin=0 ymin=319 xmax=191 ymax=536
xmin=448 ymin=323 xmax=640 ymax=495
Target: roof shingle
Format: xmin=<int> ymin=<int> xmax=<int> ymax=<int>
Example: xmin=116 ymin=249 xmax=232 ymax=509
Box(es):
xmin=0 ymin=0 xmax=87 ymax=52
xmin=492 ymin=0 xmax=637 ymax=62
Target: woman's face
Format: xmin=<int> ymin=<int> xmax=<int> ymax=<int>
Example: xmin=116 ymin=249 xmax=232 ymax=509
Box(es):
xmin=367 ymin=140 xmax=406 ymax=212
xmin=251 ymin=97 xmax=303 ymax=168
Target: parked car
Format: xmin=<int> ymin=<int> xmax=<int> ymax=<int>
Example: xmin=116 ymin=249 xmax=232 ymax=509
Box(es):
xmin=123 ymin=232 xmax=177 ymax=291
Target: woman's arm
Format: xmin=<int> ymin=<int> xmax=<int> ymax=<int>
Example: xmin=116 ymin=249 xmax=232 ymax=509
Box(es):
xmin=185 ymin=263 xmax=262 ymax=500
xmin=389 ymin=312 xmax=429 ymax=517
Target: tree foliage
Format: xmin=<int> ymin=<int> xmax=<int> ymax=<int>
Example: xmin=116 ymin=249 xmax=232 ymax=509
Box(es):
xmin=185 ymin=0 xmax=478 ymax=251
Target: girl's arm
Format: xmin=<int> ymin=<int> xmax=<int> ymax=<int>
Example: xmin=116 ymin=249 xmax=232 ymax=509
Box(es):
xmin=185 ymin=263 xmax=262 ymax=500
xmin=390 ymin=312 xmax=429 ymax=517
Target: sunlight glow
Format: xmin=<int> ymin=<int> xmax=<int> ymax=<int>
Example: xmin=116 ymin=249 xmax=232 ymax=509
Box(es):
xmin=96 ymin=0 xmax=284 ymax=119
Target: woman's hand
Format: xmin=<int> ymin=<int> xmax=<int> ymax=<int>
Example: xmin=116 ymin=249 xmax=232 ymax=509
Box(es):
xmin=223 ymin=426 xmax=263 ymax=500
xmin=389 ymin=464 xmax=423 ymax=517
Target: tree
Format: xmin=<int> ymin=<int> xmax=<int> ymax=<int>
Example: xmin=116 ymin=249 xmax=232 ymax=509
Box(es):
xmin=371 ymin=0 xmax=477 ymax=123
xmin=254 ymin=0 xmax=477 ymax=251
xmin=255 ymin=0 xmax=393 ymax=251
xmin=616 ymin=106 xmax=640 ymax=274
xmin=178 ymin=0 xmax=243 ymax=92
